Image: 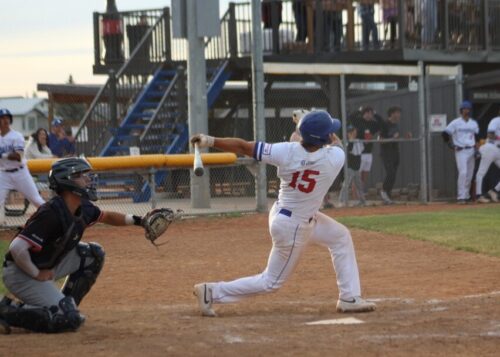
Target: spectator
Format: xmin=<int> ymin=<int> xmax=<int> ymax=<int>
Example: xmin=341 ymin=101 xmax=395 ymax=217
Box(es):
xmin=339 ymin=125 xmax=366 ymax=206
xmin=48 ymin=118 xmax=76 ymax=158
xmin=262 ymin=0 xmax=282 ymax=29
xmin=350 ymin=106 xmax=381 ymax=194
xmin=358 ymin=0 xmax=380 ymax=50
xmin=421 ymin=0 xmax=437 ymax=46
xmin=292 ymin=0 xmax=307 ymax=42
xmin=381 ymin=0 xmax=398 ymax=48
xmin=25 ymin=128 xmax=55 ymax=160
xmin=379 ymin=106 xmax=409 ymax=204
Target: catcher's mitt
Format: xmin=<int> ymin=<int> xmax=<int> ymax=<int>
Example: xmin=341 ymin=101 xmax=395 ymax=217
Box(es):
xmin=142 ymin=208 xmax=183 ymax=247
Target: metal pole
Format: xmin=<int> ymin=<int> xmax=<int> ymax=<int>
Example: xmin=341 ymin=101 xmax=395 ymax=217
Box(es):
xmin=455 ymin=64 xmax=463 ymax=108
xmin=251 ymin=0 xmax=267 ymax=213
xmin=424 ymin=65 xmax=433 ymax=201
xmin=187 ymin=0 xmax=210 ymax=208
xmin=417 ymin=61 xmax=428 ymax=203
xmin=340 ymin=74 xmax=349 ymax=205
xmin=150 ymin=167 xmax=157 ymax=209
xmin=109 ymin=69 xmax=117 ymax=128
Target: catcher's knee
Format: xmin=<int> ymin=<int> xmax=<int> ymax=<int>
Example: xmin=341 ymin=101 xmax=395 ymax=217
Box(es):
xmin=62 ymin=242 xmax=105 ymax=305
xmin=0 ymin=296 xmax=84 ymax=333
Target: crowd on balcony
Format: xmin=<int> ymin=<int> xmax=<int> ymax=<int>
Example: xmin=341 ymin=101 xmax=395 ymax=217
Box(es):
xmin=260 ymin=0 xmax=500 ymax=53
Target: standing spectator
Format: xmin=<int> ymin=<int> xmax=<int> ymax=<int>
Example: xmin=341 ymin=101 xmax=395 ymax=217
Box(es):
xmin=0 ymin=109 xmax=45 ymax=225
xmin=49 ymin=118 xmax=76 ymax=158
xmin=292 ymin=0 xmax=308 ymax=42
xmin=339 ymin=125 xmax=366 ymax=206
xmin=442 ymin=101 xmax=479 ymax=204
xmin=25 ymin=128 xmax=55 ymax=160
xmin=382 ymin=0 xmax=398 ymax=48
xmin=421 ymin=0 xmax=437 ymax=46
xmin=351 ymin=106 xmax=380 ymax=194
xmin=262 ymin=0 xmax=283 ymax=29
xmin=379 ymin=106 xmax=408 ymax=204
xmin=358 ymin=0 xmax=380 ymax=50
xmin=475 ymin=108 xmax=500 ymax=203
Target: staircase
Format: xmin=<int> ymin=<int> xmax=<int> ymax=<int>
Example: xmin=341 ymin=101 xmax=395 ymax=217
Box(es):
xmin=75 ymin=6 xmax=234 ymax=202
xmin=100 ymin=67 xmax=179 ymax=156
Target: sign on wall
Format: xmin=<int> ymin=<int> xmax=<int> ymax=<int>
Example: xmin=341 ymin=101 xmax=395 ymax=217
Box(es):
xmin=429 ymin=114 xmax=447 ymax=132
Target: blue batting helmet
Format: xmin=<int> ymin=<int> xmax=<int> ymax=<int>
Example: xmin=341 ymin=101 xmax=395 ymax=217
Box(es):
xmin=0 ymin=108 xmax=13 ymax=124
xmin=298 ymin=110 xmax=341 ymax=146
xmin=459 ymin=100 xmax=473 ymax=111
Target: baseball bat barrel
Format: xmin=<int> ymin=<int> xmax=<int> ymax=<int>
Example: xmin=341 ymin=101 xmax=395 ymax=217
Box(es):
xmin=193 ymin=143 xmax=204 ymax=176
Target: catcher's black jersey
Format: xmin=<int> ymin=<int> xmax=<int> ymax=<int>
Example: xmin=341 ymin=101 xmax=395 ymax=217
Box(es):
xmin=11 ymin=196 xmax=102 ymax=269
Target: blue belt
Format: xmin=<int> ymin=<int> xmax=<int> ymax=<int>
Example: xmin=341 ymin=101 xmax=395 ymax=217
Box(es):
xmin=279 ymin=208 xmax=292 ymax=217
xmin=279 ymin=208 xmax=313 ymax=223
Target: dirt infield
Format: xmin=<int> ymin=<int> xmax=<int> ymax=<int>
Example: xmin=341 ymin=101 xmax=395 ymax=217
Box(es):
xmin=1 ymin=204 xmax=499 ymax=356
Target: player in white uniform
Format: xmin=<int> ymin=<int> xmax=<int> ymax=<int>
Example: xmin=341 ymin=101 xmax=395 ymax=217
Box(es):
xmin=442 ymin=101 xmax=479 ymax=203
xmin=291 ymin=109 xmax=335 ymax=208
xmin=0 ymin=109 xmax=45 ymax=225
xmin=476 ymin=110 xmax=500 ymax=203
xmin=191 ymin=111 xmax=376 ymax=317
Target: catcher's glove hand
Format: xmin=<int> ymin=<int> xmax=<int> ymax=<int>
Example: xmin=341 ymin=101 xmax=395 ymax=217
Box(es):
xmin=141 ymin=208 xmax=183 ymax=247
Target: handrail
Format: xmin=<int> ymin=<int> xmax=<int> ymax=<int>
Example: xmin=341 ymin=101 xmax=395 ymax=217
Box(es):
xmin=75 ymin=9 xmax=169 ymax=156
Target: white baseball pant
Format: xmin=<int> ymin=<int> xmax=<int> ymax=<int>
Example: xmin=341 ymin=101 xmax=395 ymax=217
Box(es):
xmin=210 ymin=202 xmax=362 ymax=304
xmin=454 ymin=148 xmax=475 ymax=200
xmin=475 ymin=143 xmax=500 ymax=195
xmin=0 ymin=167 xmax=45 ymax=224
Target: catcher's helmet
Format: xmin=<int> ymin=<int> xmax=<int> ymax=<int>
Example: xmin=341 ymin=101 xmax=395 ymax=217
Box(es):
xmin=0 ymin=108 xmax=13 ymax=124
xmin=49 ymin=157 xmax=98 ymax=201
xmin=298 ymin=110 xmax=341 ymax=146
xmin=459 ymin=100 xmax=473 ymax=111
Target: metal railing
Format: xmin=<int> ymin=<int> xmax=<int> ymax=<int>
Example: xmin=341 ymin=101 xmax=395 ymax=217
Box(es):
xmin=93 ymin=8 xmax=170 ymax=72
xmin=76 ymin=9 xmax=170 ymax=156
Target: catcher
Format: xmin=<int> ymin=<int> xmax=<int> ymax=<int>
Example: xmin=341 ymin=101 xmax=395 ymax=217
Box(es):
xmin=0 ymin=157 xmax=180 ymax=334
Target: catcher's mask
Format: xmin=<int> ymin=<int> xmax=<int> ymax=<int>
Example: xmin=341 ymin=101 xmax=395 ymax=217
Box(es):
xmin=49 ymin=157 xmax=98 ymax=201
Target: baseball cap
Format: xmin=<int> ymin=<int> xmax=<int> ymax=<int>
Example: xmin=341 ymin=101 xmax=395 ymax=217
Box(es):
xmin=52 ymin=117 xmax=64 ymax=126
xmin=347 ymin=124 xmax=356 ymax=132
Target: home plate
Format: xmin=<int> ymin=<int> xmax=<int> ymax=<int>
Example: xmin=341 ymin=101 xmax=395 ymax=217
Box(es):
xmin=306 ymin=317 xmax=364 ymax=326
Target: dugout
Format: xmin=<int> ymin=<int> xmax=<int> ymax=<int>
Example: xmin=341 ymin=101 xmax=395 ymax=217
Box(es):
xmin=211 ymin=62 xmax=462 ymax=202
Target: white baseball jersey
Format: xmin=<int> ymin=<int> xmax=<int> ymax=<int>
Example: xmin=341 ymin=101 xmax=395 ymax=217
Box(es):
xmin=445 ymin=117 xmax=479 ymax=148
xmin=487 ymin=116 xmax=500 ymax=145
xmin=254 ymin=141 xmax=345 ymax=221
xmin=0 ymin=129 xmax=26 ymax=170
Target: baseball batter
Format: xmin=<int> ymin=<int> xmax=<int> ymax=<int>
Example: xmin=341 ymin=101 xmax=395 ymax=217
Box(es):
xmin=0 ymin=108 xmax=45 ymax=225
xmin=0 ymin=157 xmax=173 ymax=334
xmin=476 ymin=110 xmax=500 ymax=203
xmin=192 ymin=110 xmax=376 ymax=317
xmin=442 ymin=101 xmax=479 ymax=203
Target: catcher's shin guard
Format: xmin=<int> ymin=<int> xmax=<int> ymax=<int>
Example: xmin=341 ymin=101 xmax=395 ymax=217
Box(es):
xmin=0 ymin=297 xmax=84 ymax=333
xmin=62 ymin=242 xmax=105 ymax=305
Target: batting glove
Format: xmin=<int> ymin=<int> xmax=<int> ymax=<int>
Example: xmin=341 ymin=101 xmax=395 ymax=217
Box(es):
xmin=191 ymin=134 xmax=215 ymax=148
